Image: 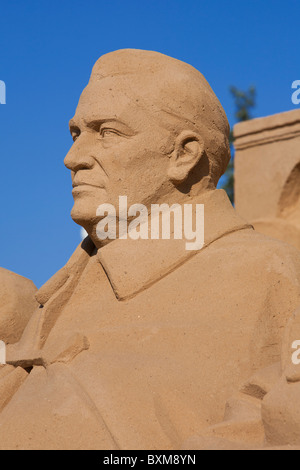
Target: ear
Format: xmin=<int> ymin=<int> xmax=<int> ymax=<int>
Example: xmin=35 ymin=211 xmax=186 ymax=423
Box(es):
xmin=167 ymin=131 xmax=205 ymax=185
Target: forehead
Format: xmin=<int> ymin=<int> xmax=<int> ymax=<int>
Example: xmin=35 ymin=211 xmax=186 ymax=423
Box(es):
xmin=73 ymin=76 xmax=154 ymax=128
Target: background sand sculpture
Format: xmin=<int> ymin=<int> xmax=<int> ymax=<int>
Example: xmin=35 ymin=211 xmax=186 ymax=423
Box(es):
xmin=0 ymin=268 xmax=37 ymax=344
xmin=234 ymin=110 xmax=300 ymax=250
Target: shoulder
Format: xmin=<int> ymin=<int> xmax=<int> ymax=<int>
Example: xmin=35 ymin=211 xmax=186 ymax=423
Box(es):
xmin=188 ymin=228 xmax=300 ymax=290
xmin=212 ymin=227 xmax=300 ymax=269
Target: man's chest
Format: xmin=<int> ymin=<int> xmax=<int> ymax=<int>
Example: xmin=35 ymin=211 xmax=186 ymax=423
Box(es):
xmin=39 ymin=255 xmax=264 ymax=424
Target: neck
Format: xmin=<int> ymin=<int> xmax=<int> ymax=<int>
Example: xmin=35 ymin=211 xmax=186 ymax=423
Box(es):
xmin=84 ymin=184 xmax=216 ymax=249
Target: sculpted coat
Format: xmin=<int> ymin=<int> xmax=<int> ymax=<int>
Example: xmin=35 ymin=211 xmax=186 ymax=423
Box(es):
xmin=0 ymin=190 xmax=300 ymax=449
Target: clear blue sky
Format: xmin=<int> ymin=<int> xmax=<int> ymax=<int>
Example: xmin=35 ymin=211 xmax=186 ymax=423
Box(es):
xmin=0 ymin=0 xmax=299 ymax=287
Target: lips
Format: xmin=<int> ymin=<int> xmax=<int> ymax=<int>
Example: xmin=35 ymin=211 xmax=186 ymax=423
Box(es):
xmin=72 ymin=181 xmax=104 ymax=189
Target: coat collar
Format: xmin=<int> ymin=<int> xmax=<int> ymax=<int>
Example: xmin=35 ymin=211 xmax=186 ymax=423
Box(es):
xmin=98 ymin=189 xmax=252 ymax=300
xmin=36 ymin=190 xmax=251 ymax=305
xmin=12 ymin=189 xmax=252 ymax=357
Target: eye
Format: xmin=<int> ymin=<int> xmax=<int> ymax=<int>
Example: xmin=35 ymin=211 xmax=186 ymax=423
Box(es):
xmin=70 ymin=127 xmax=81 ymax=142
xmin=100 ymin=128 xmax=119 ymax=138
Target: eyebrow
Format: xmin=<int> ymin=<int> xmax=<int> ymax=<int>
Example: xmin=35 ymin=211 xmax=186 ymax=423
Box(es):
xmin=69 ymin=117 xmax=136 ymax=135
xmin=85 ymin=118 xmax=131 ymax=129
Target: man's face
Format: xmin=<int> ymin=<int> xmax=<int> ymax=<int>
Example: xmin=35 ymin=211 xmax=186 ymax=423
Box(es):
xmin=64 ymin=76 xmax=173 ymax=233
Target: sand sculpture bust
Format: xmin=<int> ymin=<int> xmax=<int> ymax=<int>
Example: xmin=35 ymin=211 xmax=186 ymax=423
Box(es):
xmin=1 ymin=50 xmax=300 ymax=450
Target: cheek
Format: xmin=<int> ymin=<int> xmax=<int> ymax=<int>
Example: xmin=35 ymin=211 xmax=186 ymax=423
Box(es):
xmin=99 ymin=142 xmax=168 ymax=200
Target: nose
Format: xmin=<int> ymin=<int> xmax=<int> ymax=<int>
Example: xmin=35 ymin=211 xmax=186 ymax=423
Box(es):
xmin=64 ymin=139 xmax=95 ymax=172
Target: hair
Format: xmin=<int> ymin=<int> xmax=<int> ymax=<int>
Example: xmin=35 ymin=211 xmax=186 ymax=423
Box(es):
xmin=90 ymin=49 xmax=231 ymax=186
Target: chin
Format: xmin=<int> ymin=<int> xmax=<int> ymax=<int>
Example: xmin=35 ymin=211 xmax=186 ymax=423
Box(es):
xmin=71 ymin=203 xmax=98 ymax=232
xmin=71 ymin=189 xmax=108 ymax=226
